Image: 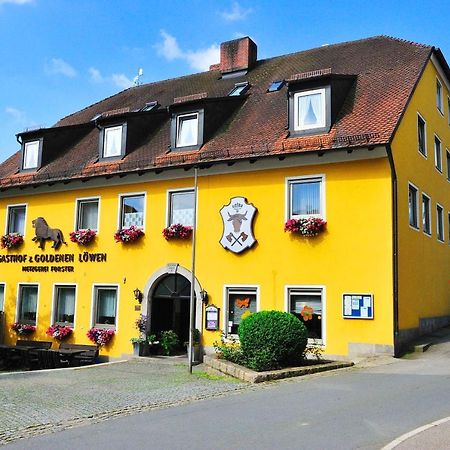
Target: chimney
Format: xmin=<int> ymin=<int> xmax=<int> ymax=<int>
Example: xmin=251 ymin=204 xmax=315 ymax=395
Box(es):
xmin=215 ymin=37 xmax=257 ymax=75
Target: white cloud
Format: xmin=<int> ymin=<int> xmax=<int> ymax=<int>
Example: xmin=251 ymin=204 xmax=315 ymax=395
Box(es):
xmin=5 ymin=106 xmax=38 ymax=130
xmin=156 ymin=31 xmax=220 ymax=72
xmin=45 ymin=58 xmax=77 ymax=77
xmin=89 ymin=67 xmax=134 ymax=89
xmin=220 ymin=2 xmax=252 ymax=21
xmin=0 ymin=0 xmax=33 ymax=5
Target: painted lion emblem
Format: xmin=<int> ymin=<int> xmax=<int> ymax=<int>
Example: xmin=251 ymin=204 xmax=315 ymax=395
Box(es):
xmin=32 ymin=217 xmax=67 ymax=250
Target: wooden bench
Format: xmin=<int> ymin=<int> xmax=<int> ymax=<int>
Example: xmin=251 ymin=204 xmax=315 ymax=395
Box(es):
xmin=14 ymin=340 xmax=53 ymax=369
xmin=58 ymin=343 xmax=99 ymax=366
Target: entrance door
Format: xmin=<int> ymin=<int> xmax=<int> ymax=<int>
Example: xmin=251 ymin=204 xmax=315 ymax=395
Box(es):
xmin=150 ymin=274 xmax=193 ymax=345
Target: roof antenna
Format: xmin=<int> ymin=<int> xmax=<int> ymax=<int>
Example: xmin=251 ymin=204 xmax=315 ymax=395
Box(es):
xmin=133 ymin=68 xmax=144 ymax=86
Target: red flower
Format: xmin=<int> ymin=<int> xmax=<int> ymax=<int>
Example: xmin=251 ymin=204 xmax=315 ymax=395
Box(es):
xmin=114 ymin=226 xmax=144 ymax=243
xmin=162 ymin=224 xmax=193 ymax=240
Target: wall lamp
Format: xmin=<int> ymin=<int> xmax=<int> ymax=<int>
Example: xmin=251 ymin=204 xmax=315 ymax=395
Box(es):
xmin=200 ymin=289 xmax=208 ymax=305
xmin=133 ymin=288 xmax=143 ymax=304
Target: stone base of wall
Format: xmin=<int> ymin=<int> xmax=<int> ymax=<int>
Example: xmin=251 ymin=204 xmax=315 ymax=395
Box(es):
xmin=347 ymin=343 xmax=395 ymax=358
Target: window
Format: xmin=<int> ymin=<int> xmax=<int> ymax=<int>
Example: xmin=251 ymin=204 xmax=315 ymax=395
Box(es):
xmin=294 ymin=88 xmax=326 ymax=131
xmin=176 ymin=113 xmax=199 ymax=148
xmin=22 ymin=140 xmax=41 ymax=170
xmin=120 ymin=194 xmax=145 ymax=228
xmin=225 ymin=287 xmax=257 ymax=335
xmin=288 ymin=287 xmax=323 ymax=342
xmin=228 ymin=82 xmax=249 ymax=96
xmin=94 ymin=286 xmax=117 ymax=328
xmin=53 ymin=285 xmax=76 ymax=326
xmin=267 ymin=80 xmax=284 ymax=92
xmin=422 ymin=194 xmax=431 ymax=235
xmin=436 ymin=79 xmax=443 ymax=113
xmin=436 ymin=204 xmax=444 ymax=242
xmin=168 ymin=190 xmax=195 ymax=226
xmin=6 ymin=205 xmax=26 ymax=235
xmin=448 ymin=97 xmax=450 ymax=126
xmin=76 ymin=198 xmax=99 ymax=231
xmin=408 ymin=183 xmax=418 ymax=229
xmin=140 ymin=101 xmax=158 ymax=112
xmin=447 ymin=149 xmax=450 ymax=181
xmin=102 ymin=125 xmax=125 ymax=158
xmin=287 ymin=176 xmax=324 ymax=219
xmin=417 ymin=114 xmax=427 ymax=156
xmin=0 ymin=283 xmax=4 ymax=311
xmin=17 ymin=285 xmax=38 ymax=325
xmin=434 ymin=135 xmax=442 ymax=172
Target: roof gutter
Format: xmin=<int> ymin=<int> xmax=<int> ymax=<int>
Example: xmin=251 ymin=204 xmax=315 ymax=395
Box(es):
xmin=386 ymin=143 xmax=399 ymax=357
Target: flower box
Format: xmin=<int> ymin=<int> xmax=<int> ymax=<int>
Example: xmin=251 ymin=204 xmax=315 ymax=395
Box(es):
xmin=11 ymin=322 xmax=36 ymax=335
xmin=69 ymin=229 xmax=96 ymax=246
xmin=284 ymin=218 xmax=326 ymax=236
xmin=87 ymin=327 xmax=115 ymax=346
xmin=1 ymin=233 xmax=24 ymax=249
xmin=114 ymin=225 xmax=144 ymax=243
xmin=46 ymin=324 xmax=73 ymax=340
xmin=162 ymin=224 xmax=193 ymax=240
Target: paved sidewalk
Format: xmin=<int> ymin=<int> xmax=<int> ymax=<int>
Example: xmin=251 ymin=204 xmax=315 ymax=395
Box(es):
xmin=0 ymin=357 xmax=247 ymax=446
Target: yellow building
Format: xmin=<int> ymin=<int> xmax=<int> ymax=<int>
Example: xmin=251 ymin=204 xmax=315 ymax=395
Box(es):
xmin=0 ymin=36 xmax=448 ymax=359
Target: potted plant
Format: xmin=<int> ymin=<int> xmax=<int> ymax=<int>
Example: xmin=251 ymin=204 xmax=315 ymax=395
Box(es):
xmin=284 ymin=217 xmax=326 ymax=236
xmin=162 ymin=224 xmax=193 ymax=240
xmin=87 ymin=327 xmax=115 ymax=346
xmin=46 ymin=323 xmax=72 ymax=341
xmin=11 ymin=322 xmax=36 ymax=335
xmin=1 ymin=233 xmax=24 ymax=249
xmin=69 ymin=229 xmax=96 ymax=246
xmin=114 ymin=225 xmax=144 ymax=244
xmin=160 ymin=330 xmax=179 ymax=356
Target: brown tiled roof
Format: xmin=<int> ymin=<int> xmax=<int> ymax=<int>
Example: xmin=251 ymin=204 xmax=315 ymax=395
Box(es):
xmin=0 ymin=35 xmax=435 ymax=189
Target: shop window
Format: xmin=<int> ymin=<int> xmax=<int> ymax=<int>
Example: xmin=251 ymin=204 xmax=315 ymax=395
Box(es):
xmin=22 ymin=139 xmax=42 ymax=170
xmin=53 ymin=285 xmax=76 ymax=326
xmin=168 ymin=190 xmax=195 ymax=226
xmin=434 ymin=135 xmax=442 ymax=172
xmin=6 ymin=204 xmax=26 ymax=235
xmin=93 ymin=286 xmax=118 ymax=328
xmin=287 ymin=176 xmax=324 ymax=219
xmin=0 ymin=283 xmax=4 ymax=311
xmin=100 ymin=124 xmax=126 ymax=159
xmin=119 ymin=193 xmax=145 ymax=228
xmin=408 ymin=183 xmax=419 ymax=229
xmin=288 ymin=287 xmax=323 ymax=342
xmin=225 ymin=287 xmax=258 ymax=335
xmin=17 ymin=285 xmax=38 ymax=325
xmin=417 ymin=114 xmax=427 ymax=157
xmin=76 ymin=198 xmax=99 ymax=231
xmin=422 ymin=193 xmax=431 ymax=235
xmin=436 ymin=204 xmax=444 ymax=242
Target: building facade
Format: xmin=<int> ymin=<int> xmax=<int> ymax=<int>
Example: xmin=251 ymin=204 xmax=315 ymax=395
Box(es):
xmin=0 ymin=36 xmax=448 ymax=359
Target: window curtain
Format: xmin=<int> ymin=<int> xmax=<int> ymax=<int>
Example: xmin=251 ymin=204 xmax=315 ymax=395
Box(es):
xmin=56 ymin=287 xmax=75 ymax=322
xmin=104 ymin=127 xmax=122 ymax=157
xmin=20 ymin=286 xmax=37 ymax=323
xmin=291 ymin=181 xmax=320 ymax=216
xmin=298 ymin=93 xmax=323 ymax=128
xmin=79 ymin=201 xmax=98 ymax=229
xmin=9 ymin=207 xmax=25 ymax=234
xmin=122 ymin=196 xmax=144 ymax=227
xmin=97 ymin=289 xmax=116 ymax=325
xmin=24 ymin=142 xmax=39 ymax=169
xmin=177 ymin=115 xmax=198 ymax=147
xmin=171 ymin=192 xmax=194 ymax=225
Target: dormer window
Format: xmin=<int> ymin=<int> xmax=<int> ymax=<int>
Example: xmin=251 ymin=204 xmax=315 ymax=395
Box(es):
xmin=100 ymin=124 xmax=127 ymax=159
xmin=288 ymin=86 xmax=331 ymax=136
xmin=22 ymin=139 xmax=42 ymax=170
xmin=171 ymin=109 xmax=204 ymax=151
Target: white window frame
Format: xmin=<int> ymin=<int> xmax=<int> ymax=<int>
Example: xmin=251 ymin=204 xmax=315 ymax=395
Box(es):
xmin=436 ymin=203 xmax=444 ymax=242
xmin=91 ymin=284 xmax=120 ymax=330
xmin=5 ymin=203 xmax=27 ymax=236
xmin=117 ymin=192 xmax=146 ymax=230
xmin=285 ymin=285 xmax=326 ymax=345
xmin=434 ymin=134 xmax=442 ymax=173
xmin=293 ymin=88 xmax=326 ymax=131
xmin=0 ymin=282 xmax=5 ymax=312
xmin=22 ymin=140 xmax=40 ymax=170
xmin=74 ymin=197 xmax=100 ymax=232
xmin=436 ymin=78 xmax=444 ymax=114
xmin=51 ymin=283 xmax=77 ymax=328
xmin=446 ymin=148 xmax=450 ymax=182
xmin=223 ymin=284 xmax=260 ymax=338
xmin=422 ymin=192 xmax=432 ymax=236
xmin=166 ymin=188 xmax=196 ymax=227
xmin=285 ymin=174 xmax=326 ymax=221
xmin=103 ymin=125 xmax=123 ymax=158
xmin=176 ymin=112 xmax=199 ymax=148
xmin=15 ymin=283 xmax=39 ymax=325
xmin=417 ymin=112 xmax=427 ymax=158
xmin=408 ymin=182 xmax=419 ymax=230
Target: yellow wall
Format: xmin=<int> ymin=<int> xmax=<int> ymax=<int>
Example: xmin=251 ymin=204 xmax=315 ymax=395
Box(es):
xmin=0 ymin=157 xmax=394 ymax=357
xmin=392 ymin=60 xmax=450 ymax=331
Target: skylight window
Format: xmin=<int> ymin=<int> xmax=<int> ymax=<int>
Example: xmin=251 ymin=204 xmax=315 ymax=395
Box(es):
xmin=267 ymin=80 xmax=284 ymax=92
xmin=141 ymin=101 xmax=158 ymax=112
xmin=91 ymin=113 xmax=102 ymax=121
xmin=228 ymin=82 xmax=249 ymax=96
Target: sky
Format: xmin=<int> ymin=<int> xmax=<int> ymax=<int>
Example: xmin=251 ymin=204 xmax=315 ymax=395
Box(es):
xmin=0 ymin=0 xmax=449 ymax=163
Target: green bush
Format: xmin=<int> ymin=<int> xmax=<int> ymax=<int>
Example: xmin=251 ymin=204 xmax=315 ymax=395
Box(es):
xmin=238 ymin=310 xmax=308 ymax=371
xmin=160 ymin=330 xmax=179 ymax=355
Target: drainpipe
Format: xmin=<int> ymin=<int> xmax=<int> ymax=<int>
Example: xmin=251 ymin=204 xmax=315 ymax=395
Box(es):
xmin=386 ymin=144 xmax=400 ymax=357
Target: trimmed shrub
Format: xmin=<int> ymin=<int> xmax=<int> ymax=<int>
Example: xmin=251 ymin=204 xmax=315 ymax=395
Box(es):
xmin=238 ymin=310 xmax=308 ymax=371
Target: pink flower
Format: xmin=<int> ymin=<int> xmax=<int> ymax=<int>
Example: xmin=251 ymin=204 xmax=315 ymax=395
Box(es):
xmin=162 ymin=224 xmax=193 ymax=240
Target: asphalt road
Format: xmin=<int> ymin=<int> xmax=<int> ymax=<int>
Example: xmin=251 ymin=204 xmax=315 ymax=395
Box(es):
xmin=6 ymin=335 xmax=450 ymax=449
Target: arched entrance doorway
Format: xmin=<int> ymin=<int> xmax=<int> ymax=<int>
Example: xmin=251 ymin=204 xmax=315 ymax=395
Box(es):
xmin=150 ymin=273 xmax=194 ymax=344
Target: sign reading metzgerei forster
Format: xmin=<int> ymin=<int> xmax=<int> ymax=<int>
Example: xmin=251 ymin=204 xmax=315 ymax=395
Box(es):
xmin=219 ymin=197 xmax=257 ymax=254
